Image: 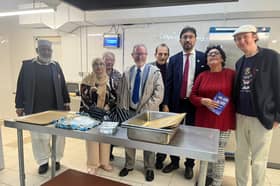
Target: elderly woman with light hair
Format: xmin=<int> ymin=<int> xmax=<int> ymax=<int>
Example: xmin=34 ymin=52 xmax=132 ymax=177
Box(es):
xmin=102 ymin=51 xmax=122 ymax=161
xmin=80 ymin=58 xmax=117 ymax=174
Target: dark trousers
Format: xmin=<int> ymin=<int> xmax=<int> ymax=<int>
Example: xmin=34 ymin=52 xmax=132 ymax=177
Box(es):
xmin=156 ymin=98 xmax=195 ymax=168
xmin=110 ymin=144 xmax=114 ymax=155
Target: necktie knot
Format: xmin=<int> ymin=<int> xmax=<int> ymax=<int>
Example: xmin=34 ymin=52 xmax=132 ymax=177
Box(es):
xmin=137 ymin=68 xmax=141 ymax=73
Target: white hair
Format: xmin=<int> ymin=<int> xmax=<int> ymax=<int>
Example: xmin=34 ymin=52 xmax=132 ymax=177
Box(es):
xmin=132 ymin=44 xmax=147 ymax=53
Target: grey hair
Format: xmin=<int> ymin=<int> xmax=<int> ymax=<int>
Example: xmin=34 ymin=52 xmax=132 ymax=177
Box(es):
xmin=92 ymin=57 xmax=104 ymax=67
xmin=102 ymin=51 xmax=115 ymax=60
xmin=132 ymin=44 xmax=147 ymax=54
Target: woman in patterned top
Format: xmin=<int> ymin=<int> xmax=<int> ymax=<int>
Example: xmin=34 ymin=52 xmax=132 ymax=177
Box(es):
xmin=80 ymin=58 xmax=117 ymax=174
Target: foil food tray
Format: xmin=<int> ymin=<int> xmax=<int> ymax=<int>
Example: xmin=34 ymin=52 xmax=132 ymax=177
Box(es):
xmin=122 ymin=111 xmax=185 ymax=144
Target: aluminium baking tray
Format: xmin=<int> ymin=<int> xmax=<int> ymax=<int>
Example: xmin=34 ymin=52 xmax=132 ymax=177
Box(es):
xmin=121 ymin=111 xmax=185 ymax=144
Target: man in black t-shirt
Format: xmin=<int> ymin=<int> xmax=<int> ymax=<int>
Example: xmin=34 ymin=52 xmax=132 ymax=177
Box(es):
xmin=233 ymin=25 xmax=280 ymax=186
xmin=15 ymin=40 xmax=70 ymax=174
xmin=150 ymin=43 xmax=169 ymax=170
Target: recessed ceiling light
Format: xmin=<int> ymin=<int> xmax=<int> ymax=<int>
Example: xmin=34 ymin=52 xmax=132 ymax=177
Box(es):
xmin=0 ymin=8 xmax=54 ymax=17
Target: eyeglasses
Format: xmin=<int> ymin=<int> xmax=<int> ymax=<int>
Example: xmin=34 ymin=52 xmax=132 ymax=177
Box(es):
xmin=133 ymin=53 xmax=147 ymax=56
xmin=181 ymin=35 xmax=195 ymax=40
xmin=207 ymin=51 xmax=220 ymax=56
xmin=93 ymin=63 xmax=105 ymax=67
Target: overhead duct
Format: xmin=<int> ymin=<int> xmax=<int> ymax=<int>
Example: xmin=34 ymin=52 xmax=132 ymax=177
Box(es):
xmin=40 ymin=0 xmax=61 ymax=10
xmin=19 ymin=2 xmax=86 ymax=33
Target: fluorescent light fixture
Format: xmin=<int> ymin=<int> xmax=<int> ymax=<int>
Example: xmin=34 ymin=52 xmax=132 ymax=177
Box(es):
xmin=88 ymin=33 xmax=103 ymax=37
xmin=0 ymin=8 xmax=54 ymax=17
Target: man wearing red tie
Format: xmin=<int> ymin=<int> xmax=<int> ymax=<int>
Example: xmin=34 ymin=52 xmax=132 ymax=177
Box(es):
xmin=161 ymin=26 xmax=208 ymax=179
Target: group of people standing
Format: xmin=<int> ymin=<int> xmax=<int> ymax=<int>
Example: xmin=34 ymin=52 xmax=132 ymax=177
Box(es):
xmin=15 ymin=24 xmax=280 ymax=186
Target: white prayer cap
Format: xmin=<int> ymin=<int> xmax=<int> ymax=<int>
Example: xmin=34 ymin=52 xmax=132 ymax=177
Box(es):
xmin=233 ymin=25 xmax=257 ymax=37
xmin=37 ymin=39 xmax=52 ymax=48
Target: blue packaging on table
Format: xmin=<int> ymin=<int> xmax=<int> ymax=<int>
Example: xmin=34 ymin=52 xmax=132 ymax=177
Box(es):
xmin=55 ymin=115 xmax=100 ymax=131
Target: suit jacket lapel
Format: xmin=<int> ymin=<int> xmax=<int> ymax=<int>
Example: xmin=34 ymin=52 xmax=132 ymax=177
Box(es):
xmin=30 ymin=62 xmax=36 ymax=113
xmin=137 ymin=65 xmax=151 ymax=111
xmin=141 ymin=64 xmax=150 ymax=94
xmin=178 ymin=52 xmax=183 ymax=84
xmin=50 ymin=63 xmax=58 ymax=93
xmin=194 ymin=51 xmax=201 ymax=75
xmin=129 ymin=65 xmax=135 ymax=89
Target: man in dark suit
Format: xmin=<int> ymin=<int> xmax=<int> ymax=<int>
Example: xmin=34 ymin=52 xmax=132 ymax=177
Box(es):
xmin=161 ymin=26 xmax=208 ymax=179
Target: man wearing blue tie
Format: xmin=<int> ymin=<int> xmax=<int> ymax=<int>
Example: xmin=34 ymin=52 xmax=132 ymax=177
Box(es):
xmin=162 ymin=26 xmax=208 ymax=179
xmin=118 ymin=44 xmax=164 ymax=182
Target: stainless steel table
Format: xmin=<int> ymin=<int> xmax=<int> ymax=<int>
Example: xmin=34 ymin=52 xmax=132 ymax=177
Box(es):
xmin=0 ymin=122 xmax=4 ymax=170
xmin=4 ymin=119 xmax=219 ymax=186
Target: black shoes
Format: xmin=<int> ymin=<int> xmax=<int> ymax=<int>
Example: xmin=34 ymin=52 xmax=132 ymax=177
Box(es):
xmin=110 ymin=154 xmax=115 ymax=161
xmin=184 ymin=166 xmax=194 ymax=179
xmin=119 ymin=168 xmax=154 ymax=181
xmin=38 ymin=162 xmax=61 ymax=174
xmin=205 ymin=176 xmax=213 ymax=186
xmin=119 ymin=168 xmax=133 ymax=177
xmin=155 ymin=161 xmax=164 ymax=170
xmin=162 ymin=163 xmax=179 ymax=173
xmin=55 ymin=162 xmax=61 ymax=171
xmin=145 ymin=170 xmax=154 ymax=182
xmin=38 ymin=163 xmax=49 ymax=174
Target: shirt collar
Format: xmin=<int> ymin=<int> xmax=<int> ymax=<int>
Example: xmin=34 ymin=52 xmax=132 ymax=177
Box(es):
xmin=135 ymin=63 xmax=145 ymax=72
xmin=32 ymin=57 xmax=55 ymax=65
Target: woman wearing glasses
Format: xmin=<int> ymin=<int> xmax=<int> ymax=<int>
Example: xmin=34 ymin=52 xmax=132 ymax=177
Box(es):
xmin=190 ymin=45 xmax=236 ymax=186
xmin=80 ymin=58 xmax=117 ymax=174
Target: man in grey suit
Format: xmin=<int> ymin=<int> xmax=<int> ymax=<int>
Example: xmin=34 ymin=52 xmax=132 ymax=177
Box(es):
xmin=118 ymin=44 xmax=164 ymax=182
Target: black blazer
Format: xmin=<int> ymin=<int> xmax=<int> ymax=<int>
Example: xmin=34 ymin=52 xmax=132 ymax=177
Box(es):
xmin=15 ymin=59 xmax=70 ymax=114
xmin=234 ymin=47 xmax=280 ymax=129
xmin=164 ymin=51 xmax=208 ymax=112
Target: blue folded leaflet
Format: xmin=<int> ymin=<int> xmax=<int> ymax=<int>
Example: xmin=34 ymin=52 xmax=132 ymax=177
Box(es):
xmin=209 ymin=91 xmax=229 ymax=116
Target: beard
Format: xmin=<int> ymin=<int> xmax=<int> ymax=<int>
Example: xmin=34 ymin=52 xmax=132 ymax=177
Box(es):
xmin=38 ymin=56 xmax=51 ymax=63
xmin=183 ymin=42 xmax=194 ymax=51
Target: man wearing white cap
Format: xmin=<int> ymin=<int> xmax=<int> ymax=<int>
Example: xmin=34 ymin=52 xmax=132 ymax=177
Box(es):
xmin=15 ymin=39 xmax=70 ymax=174
xmin=233 ymin=25 xmax=280 ymax=186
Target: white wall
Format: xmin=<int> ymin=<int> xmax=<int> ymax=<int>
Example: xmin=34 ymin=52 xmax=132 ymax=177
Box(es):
xmin=85 ymin=0 xmax=280 ymax=25
xmin=8 ymin=27 xmax=82 ymax=90
xmin=0 ymin=22 xmax=14 ymax=118
xmin=122 ymin=18 xmax=280 ymax=69
xmin=0 ymin=12 xmax=280 ymax=119
xmin=0 ymin=20 xmax=82 ymax=118
xmin=85 ymin=26 xmax=124 ymax=73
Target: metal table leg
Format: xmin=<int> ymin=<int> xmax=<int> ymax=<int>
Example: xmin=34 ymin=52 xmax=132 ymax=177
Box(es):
xmin=197 ymin=160 xmax=208 ymax=186
xmin=17 ymin=129 xmax=25 ymax=186
xmin=51 ymin=135 xmax=57 ymax=178
xmin=0 ymin=125 xmax=4 ymax=170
